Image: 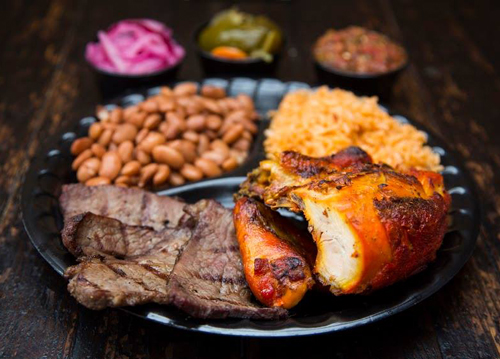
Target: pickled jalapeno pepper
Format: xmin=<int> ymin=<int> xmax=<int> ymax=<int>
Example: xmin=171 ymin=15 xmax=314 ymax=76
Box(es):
xmin=198 ymin=8 xmax=283 ymax=62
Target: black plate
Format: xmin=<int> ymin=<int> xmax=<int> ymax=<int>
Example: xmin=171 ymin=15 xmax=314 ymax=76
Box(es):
xmin=21 ymin=78 xmax=480 ymax=337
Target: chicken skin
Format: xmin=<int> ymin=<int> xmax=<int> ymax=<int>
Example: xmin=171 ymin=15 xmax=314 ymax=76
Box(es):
xmin=233 ymin=197 xmax=316 ymax=309
xmin=238 ymin=147 xmax=450 ymax=295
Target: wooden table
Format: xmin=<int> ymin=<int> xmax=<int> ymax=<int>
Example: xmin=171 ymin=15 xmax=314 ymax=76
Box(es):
xmin=1 ymin=0 xmax=499 ymax=358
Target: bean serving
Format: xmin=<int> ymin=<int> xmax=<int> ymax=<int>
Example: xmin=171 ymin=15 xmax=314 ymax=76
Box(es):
xmin=70 ymin=83 xmax=259 ymax=188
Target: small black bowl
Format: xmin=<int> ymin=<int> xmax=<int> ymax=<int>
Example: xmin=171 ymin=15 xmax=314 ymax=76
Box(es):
xmin=89 ymin=61 xmax=182 ymax=99
xmin=85 ymin=21 xmax=186 ymax=99
xmin=193 ymin=22 xmax=281 ymax=76
xmin=314 ymin=60 xmax=408 ymax=100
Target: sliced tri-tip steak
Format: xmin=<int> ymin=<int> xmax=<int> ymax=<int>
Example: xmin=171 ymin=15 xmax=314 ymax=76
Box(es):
xmin=59 ymin=184 xmax=186 ymax=230
xmin=166 ymin=200 xmax=288 ymax=320
xmin=63 ymin=213 xmax=192 ymax=309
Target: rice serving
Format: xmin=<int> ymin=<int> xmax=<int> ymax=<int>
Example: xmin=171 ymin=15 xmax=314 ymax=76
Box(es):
xmin=264 ymin=87 xmax=442 ymax=171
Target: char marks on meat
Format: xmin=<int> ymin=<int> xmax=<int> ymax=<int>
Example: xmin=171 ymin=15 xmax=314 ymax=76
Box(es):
xmin=167 ymin=200 xmax=287 ymax=319
xmin=63 ymin=213 xmax=192 ymax=309
xmin=60 ymin=184 xmax=186 ymax=230
xmin=66 ymin=258 xmax=171 ymax=310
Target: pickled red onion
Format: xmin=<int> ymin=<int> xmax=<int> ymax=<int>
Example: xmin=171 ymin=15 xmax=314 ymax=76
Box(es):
xmin=85 ymin=19 xmax=185 ymax=75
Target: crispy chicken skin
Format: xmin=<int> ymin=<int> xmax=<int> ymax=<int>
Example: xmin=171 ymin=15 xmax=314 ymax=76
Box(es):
xmin=233 ymin=197 xmax=316 ymax=309
xmin=239 ymin=146 xmax=451 ymax=295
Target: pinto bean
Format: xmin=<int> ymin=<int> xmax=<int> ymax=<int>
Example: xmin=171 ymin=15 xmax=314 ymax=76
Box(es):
xmin=143 ymin=113 xmax=162 ymax=129
xmin=135 ymin=149 xmax=152 ymax=165
xmin=135 ymin=128 xmax=149 ymax=144
xmin=206 ymin=115 xmax=222 ymax=130
xmin=71 ymin=137 xmax=93 ymax=155
xmin=115 ymin=175 xmax=131 ymax=185
xmin=98 ymin=129 xmax=113 ymax=147
xmin=110 ymin=107 xmax=123 ymax=123
xmin=182 ymin=131 xmax=199 ymax=143
xmin=77 ymin=166 xmax=95 ymax=183
xmin=225 ymin=110 xmax=248 ymax=123
xmin=152 ymin=145 xmax=184 ymax=169
xmin=72 ymin=149 xmax=92 ymax=170
xmin=96 ymin=106 xmax=110 ymax=121
xmin=228 ymin=97 xmax=243 ymax=111
xmin=117 ymin=141 xmax=134 ymax=163
xmin=217 ymin=98 xmax=230 ymax=115
xmin=232 ymin=138 xmax=252 ymax=151
xmin=200 ymin=98 xmax=221 ymax=114
xmin=153 ymin=164 xmax=171 ymax=186
xmin=194 ymin=158 xmax=222 ymax=178
xmin=89 ymin=122 xmax=103 ymax=140
xmin=169 ymin=172 xmax=185 ymax=186
xmin=121 ymin=161 xmax=141 ymax=176
xmin=173 ymin=82 xmax=198 ymax=97
xmin=186 ymin=114 xmax=206 ymax=132
xmin=175 ymin=106 xmax=186 ymax=120
xmin=99 ymin=152 xmax=122 ymax=180
xmin=205 ymin=130 xmax=218 ymax=140
xmin=138 ymin=131 xmax=166 ymax=153
xmin=165 ymin=112 xmax=186 ymax=139
xmin=231 ymin=149 xmax=248 ymax=164
xmin=86 ymin=176 xmax=111 ymax=186
xmin=77 ymin=157 xmax=101 ymax=182
xmin=163 ymin=122 xmax=181 ymax=140
xmin=201 ymin=85 xmax=226 ymax=99
xmin=241 ymin=130 xmax=253 ymax=141
xmin=197 ymin=134 xmax=210 ymax=155
xmin=170 ymin=140 xmax=197 ymax=163
xmin=91 ymin=143 xmax=106 ymax=159
xmin=139 ymin=163 xmax=158 ymax=187
xmin=222 ymin=123 xmax=245 ymax=144
xmin=236 ymin=94 xmax=254 ymax=111
xmin=160 ymin=86 xmax=173 ymax=97
xmin=141 ymin=100 xmax=159 ymax=113
xmin=177 ymin=96 xmax=201 ymax=116
xmin=127 ymin=111 xmax=147 ymax=128
xmin=201 ymin=150 xmax=227 ymax=165
xmin=102 ymin=122 xmax=117 ymax=131
xmin=123 ymin=105 xmax=138 ymax=120
xmin=180 ymin=164 xmax=203 ymax=181
xmin=158 ymin=97 xmax=176 ymax=112
xmin=112 ymin=123 xmax=138 ymax=144
xmin=222 ymin=156 xmax=238 ymax=171
xmin=210 ymin=139 xmax=230 ymax=156
xmin=241 ymin=120 xmax=258 ymax=134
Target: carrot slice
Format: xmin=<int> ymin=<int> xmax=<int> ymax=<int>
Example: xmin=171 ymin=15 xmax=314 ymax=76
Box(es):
xmin=211 ymin=46 xmax=248 ymax=60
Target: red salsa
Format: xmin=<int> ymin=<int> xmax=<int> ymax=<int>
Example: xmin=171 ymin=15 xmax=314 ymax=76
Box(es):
xmin=313 ymin=26 xmax=407 ymax=75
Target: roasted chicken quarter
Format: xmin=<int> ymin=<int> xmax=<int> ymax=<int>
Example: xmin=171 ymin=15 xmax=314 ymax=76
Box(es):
xmin=239 ymin=146 xmax=451 ymax=296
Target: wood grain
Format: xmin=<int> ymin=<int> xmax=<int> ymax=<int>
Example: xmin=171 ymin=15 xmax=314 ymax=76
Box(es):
xmin=0 ymin=0 xmax=499 ymax=358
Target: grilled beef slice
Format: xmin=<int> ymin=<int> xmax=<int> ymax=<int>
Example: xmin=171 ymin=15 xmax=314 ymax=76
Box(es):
xmin=61 ymin=192 xmax=287 ymax=319
xmin=166 ymin=200 xmax=287 ymax=319
xmin=63 ymin=213 xmax=192 ymax=309
xmin=60 ymin=184 xmax=186 ymax=230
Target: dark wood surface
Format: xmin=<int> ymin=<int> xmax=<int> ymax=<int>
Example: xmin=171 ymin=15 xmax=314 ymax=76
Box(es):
xmin=1 ymin=0 xmax=499 ymax=358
